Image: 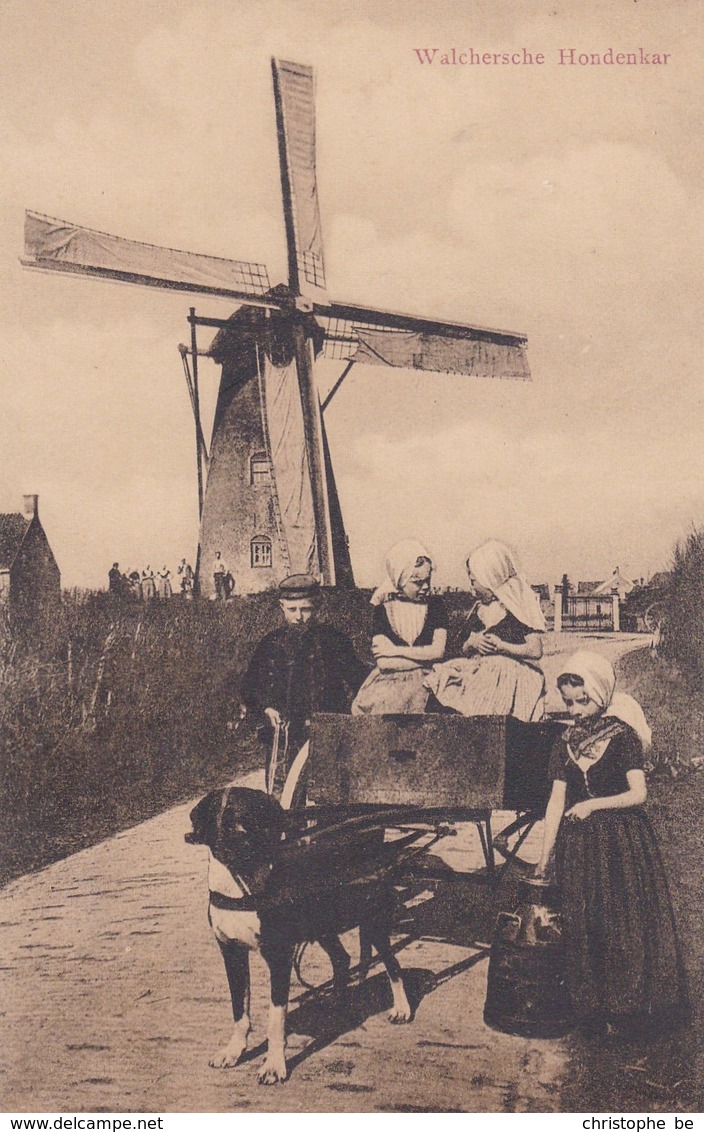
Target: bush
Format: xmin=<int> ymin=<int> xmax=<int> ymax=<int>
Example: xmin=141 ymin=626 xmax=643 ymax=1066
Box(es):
xmin=661 ymin=527 xmax=704 ymax=680
xmin=0 ymin=588 xmax=377 ymax=883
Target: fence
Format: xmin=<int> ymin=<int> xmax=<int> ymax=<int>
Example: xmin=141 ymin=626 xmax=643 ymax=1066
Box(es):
xmin=554 ymin=593 xmax=619 ymax=632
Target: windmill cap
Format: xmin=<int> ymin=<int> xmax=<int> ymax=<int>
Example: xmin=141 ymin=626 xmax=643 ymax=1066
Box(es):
xmin=278 ymin=574 xmax=321 ymax=600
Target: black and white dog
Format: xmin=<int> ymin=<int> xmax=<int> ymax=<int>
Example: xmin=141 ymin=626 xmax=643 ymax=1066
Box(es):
xmin=186 ymin=786 xmax=412 ymax=1084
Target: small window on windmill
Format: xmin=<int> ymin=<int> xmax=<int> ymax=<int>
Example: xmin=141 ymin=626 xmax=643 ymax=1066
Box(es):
xmin=251 ymin=535 xmax=272 ymax=569
xmin=250 ymin=453 xmax=271 ymax=487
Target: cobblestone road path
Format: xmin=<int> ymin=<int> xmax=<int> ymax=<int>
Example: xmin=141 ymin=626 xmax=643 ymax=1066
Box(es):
xmin=1 ymin=771 xmax=570 ymax=1113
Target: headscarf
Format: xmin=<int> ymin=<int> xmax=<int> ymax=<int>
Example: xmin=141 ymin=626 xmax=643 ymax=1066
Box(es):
xmin=370 ymin=539 xmax=433 ymax=606
xmin=370 ymin=539 xmax=434 ymax=646
xmin=467 ymin=540 xmax=546 ymax=633
xmin=557 ymin=650 xmax=652 ymax=752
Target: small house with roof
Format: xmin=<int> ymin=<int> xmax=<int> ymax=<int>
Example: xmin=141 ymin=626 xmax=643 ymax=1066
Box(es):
xmin=590 ymin=568 xmax=635 ymax=602
xmin=0 ymin=495 xmax=60 ymax=628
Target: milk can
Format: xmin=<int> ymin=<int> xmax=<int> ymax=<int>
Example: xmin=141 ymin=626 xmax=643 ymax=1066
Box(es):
xmin=483 ymin=876 xmax=574 ymax=1038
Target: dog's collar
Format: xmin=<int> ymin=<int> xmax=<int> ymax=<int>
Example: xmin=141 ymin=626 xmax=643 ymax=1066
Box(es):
xmin=209 ymin=890 xmax=260 ymax=913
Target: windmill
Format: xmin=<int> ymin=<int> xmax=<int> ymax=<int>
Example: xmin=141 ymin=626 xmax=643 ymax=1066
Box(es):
xmin=21 ymin=58 xmax=530 ymax=595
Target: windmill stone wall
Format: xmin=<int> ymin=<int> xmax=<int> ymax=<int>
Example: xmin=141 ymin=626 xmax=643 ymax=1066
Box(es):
xmin=198 ymin=317 xmax=285 ymax=596
xmin=198 ymin=300 xmax=354 ymax=595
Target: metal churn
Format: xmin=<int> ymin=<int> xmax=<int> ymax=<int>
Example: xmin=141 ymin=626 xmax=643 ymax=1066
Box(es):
xmin=483 ymin=876 xmax=574 ymax=1038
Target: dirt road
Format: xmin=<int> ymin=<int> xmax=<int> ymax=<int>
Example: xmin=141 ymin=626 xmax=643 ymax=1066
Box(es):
xmin=5 ymin=632 xmax=697 ymax=1114
xmin=0 ymin=771 xmax=577 ymax=1113
xmin=541 ymin=631 xmax=645 ymax=712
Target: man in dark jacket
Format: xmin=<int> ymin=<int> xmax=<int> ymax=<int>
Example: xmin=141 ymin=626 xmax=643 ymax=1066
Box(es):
xmin=108 ymin=562 xmax=124 ymax=597
xmin=238 ymin=575 xmax=368 ymax=797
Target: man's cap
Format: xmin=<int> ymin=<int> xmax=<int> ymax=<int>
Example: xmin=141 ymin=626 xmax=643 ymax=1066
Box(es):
xmin=278 ymin=574 xmax=321 ymax=599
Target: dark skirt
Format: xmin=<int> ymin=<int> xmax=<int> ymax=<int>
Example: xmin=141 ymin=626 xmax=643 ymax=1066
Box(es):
xmin=556 ymin=808 xmax=690 ymax=1026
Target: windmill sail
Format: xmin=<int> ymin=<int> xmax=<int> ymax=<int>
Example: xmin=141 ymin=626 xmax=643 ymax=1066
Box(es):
xmin=261 ymin=347 xmax=318 ymax=576
xmin=351 ymin=328 xmax=529 ymax=379
xmin=272 ymin=57 xmax=336 ymax=581
xmin=317 ymin=301 xmax=530 ymax=380
xmin=271 ymin=59 xmax=327 ymax=295
xmin=23 ymin=210 xmax=271 ymax=300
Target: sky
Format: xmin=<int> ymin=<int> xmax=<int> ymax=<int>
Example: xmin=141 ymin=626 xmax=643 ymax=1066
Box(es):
xmin=0 ymin=0 xmax=702 ymax=591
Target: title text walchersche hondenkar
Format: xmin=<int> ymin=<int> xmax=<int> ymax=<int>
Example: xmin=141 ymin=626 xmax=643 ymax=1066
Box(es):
xmin=412 ymin=47 xmax=671 ymax=66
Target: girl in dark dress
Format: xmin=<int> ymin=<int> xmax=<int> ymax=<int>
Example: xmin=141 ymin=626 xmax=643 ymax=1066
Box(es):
xmin=537 ymin=651 xmax=689 ymax=1033
xmin=352 ymin=539 xmax=448 ymax=714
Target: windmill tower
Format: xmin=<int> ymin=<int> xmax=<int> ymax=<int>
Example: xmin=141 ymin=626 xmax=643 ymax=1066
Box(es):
xmin=22 ymin=59 xmax=530 ymax=594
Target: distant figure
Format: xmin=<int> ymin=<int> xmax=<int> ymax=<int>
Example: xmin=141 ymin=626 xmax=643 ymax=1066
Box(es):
xmin=213 ymin=551 xmax=227 ymax=600
xmin=127 ymin=570 xmax=141 ymax=599
xmin=178 ymin=558 xmax=194 ymax=598
xmin=108 ymin=562 xmax=123 ymax=597
xmin=141 ymin=566 xmax=157 ymax=601
xmin=157 ymin=566 xmax=173 ymax=600
xmin=224 ymin=571 xmax=236 ymax=600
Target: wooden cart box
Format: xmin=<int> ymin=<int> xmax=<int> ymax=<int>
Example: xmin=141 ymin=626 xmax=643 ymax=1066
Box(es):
xmin=308 ymin=714 xmax=508 ymax=808
xmin=307 ymin=714 xmax=563 ymax=811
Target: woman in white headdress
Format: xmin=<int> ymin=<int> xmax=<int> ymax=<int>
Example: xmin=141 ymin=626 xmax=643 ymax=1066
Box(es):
xmin=536 ymin=652 xmax=689 ymax=1034
xmin=351 ymin=539 xmax=448 ymax=715
xmin=425 ymin=539 xmax=547 ymax=721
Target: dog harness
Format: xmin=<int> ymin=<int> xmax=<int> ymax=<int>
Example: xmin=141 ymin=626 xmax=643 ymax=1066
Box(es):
xmin=209 ymin=890 xmax=260 ymax=913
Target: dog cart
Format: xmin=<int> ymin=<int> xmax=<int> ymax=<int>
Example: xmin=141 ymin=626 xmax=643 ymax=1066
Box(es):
xmin=287 ymin=713 xmax=565 ymax=877
xmin=268 ymin=713 xmax=565 ymax=994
